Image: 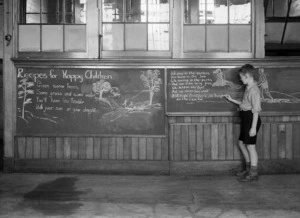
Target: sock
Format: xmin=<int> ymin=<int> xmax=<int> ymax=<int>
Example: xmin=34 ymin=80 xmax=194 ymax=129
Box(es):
xmin=246 ymin=162 xmax=251 ymax=171
xmin=250 ymin=165 xmax=258 ymax=176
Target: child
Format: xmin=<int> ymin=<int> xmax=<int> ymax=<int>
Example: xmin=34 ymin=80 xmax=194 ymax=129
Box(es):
xmin=224 ymin=64 xmax=262 ymax=182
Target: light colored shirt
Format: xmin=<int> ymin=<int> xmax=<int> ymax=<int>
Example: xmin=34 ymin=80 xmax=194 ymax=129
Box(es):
xmin=239 ymin=82 xmax=262 ymax=113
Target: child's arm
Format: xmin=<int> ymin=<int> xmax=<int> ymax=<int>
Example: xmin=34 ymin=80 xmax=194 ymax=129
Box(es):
xmin=250 ymin=112 xmax=259 ymax=136
xmin=223 ymin=95 xmax=241 ymax=105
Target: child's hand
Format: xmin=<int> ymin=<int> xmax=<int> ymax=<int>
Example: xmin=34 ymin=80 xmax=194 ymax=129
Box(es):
xmin=223 ymin=94 xmax=233 ymax=101
xmin=249 ymin=127 xmax=257 ymax=137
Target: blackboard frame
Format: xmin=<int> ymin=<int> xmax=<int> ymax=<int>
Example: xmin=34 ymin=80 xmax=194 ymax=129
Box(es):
xmin=15 ymin=66 xmax=168 ymax=137
xmin=166 ymin=66 xmax=300 ymax=116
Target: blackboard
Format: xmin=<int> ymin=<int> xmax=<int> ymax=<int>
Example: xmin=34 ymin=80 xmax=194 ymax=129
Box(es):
xmin=17 ymin=68 xmax=165 ymax=135
xmin=167 ymin=68 xmax=300 ymax=114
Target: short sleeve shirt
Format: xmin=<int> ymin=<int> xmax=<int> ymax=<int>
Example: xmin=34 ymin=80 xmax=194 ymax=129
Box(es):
xmin=239 ymin=83 xmax=262 ymax=113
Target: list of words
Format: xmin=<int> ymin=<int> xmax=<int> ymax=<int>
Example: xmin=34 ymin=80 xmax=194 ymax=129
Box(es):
xmin=169 ymin=70 xmax=222 ymax=102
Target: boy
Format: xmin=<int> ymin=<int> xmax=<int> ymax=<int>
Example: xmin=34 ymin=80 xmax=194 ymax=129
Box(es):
xmin=224 ymin=64 xmax=262 ymax=182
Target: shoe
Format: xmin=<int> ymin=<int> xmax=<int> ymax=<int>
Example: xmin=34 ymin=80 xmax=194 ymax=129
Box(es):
xmin=237 ymin=172 xmax=259 ymax=182
xmin=235 ymin=170 xmax=249 ymax=178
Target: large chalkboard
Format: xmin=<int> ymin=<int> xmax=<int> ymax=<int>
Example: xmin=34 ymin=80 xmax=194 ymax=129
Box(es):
xmin=167 ymin=68 xmax=300 ymax=114
xmin=17 ymin=68 xmax=165 ymax=135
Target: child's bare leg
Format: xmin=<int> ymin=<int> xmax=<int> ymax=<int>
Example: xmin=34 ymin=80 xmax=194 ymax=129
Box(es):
xmin=238 ymin=140 xmax=250 ymax=162
xmin=238 ymin=144 xmax=259 ymax=182
xmin=247 ymin=144 xmax=258 ymax=167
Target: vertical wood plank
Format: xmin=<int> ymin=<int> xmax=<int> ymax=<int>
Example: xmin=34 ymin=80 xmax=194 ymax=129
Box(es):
xmin=233 ymin=124 xmax=242 ymax=160
xmin=56 ymin=138 xmax=64 ymax=159
xmin=33 ymin=137 xmax=41 ymax=159
xmin=25 ymin=137 xmax=33 ymax=159
xmin=101 ymin=138 xmax=109 ymax=160
xmin=116 ymin=137 xmax=124 ymax=160
xmin=17 ymin=137 xmax=26 ymax=159
xmin=189 ymin=125 xmax=196 ymax=161
xmin=169 ymin=125 xmax=174 ymax=161
xmin=196 ymin=125 xmax=204 ymax=160
xmin=123 ymin=137 xmax=132 ymax=160
xmin=48 ymin=137 xmax=56 ymax=159
xmin=146 ymin=138 xmax=154 ymax=160
xmin=109 ymin=138 xmax=117 ymax=160
xmin=211 ymin=124 xmax=219 ymax=160
xmin=271 ymin=124 xmax=278 ymax=159
xmin=226 ymin=124 xmax=234 ymax=160
xmin=40 ymin=138 xmax=49 ymax=159
xmin=161 ymin=138 xmax=168 ymax=161
xmin=286 ymin=124 xmax=293 ymax=159
xmin=86 ymin=137 xmax=94 ymax=160
xmin=174 ymin=125 xmax=181 ymax=161
xmin=221 ymin=116 xmax=229 ymax=123
xmin=63 ymin=138 xmax=71 ymax=160
xmin=198 ymin=117 xmax=207 ymax=123
xmin=206 ymin=117 xmax=213 ymax=123
xmin=256 ymin=124 xmax=263 ymax=159
xmin=191 ymin=117 xmax=199 ymax=123
xmin=218 ymin=124 xmax=226 ymax=160
xmin=131 ymin=137 xmax=139 ymax=160
xmin=278 ymin=124 xmax=286 ymax=159
xmin=93 ymin=137 xmax=101 ymax=160
xmin=181 ymin=125 xmax=189 ymax=160
xmin=293 ymin=124 xmax=300 ymax=158
xmin=71 ymin=137 xmax=79 ymax=160
xmin=154 ymin=138 xmax=162 ymax=161
xmin=262 ymin=124 xmax=271 ymax=160
xmin=78 ymin=137 xmax=86 ymax=159
xmin=184 ymin=117 xmax=192 ymax=123
xmin=139 ymin=138 xmax=147 ymax=160
xmin=204 ymin=125 xmax=211 ymax=160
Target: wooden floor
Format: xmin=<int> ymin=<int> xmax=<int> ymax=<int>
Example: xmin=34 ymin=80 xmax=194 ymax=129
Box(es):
xmin=1 ymin=173 xmax=300 ymax=217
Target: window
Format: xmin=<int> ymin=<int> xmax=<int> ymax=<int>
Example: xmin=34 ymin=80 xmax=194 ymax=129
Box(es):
xmin=18 ymin=0 xmax=97 ymax=57
xmin=181 ymin=0 xmax=252 ymax=58
xmin=265 ymin=0 xmax=300 ymax=56
xmin=101 ymin=0 xmax=171 ymax=58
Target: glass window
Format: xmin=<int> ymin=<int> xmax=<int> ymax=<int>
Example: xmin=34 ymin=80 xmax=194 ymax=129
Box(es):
xmin=102 ymin=0 xmax=170 ymax=51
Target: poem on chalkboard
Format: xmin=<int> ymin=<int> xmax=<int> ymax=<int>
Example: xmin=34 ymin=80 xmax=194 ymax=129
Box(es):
xmin=17 ymin=68 xmax=165 ymax=135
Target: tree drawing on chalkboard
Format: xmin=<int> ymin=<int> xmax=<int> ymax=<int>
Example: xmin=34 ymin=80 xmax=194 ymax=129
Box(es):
xmin=212 ymin=69 xmax=242 ymax=89
xmin=18 ymin=78 xmax=34 ymax=121
xmin=140 ymin=69 xmax=163 ymax=106
xmin=258 ymin=68 xmax=273 ymax=102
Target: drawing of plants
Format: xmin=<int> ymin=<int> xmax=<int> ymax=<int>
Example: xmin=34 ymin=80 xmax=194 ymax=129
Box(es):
xmin=140 ymin=69 xmax=162 ymax=106
xmin=18 ymin=78 xmax=34 ymax=120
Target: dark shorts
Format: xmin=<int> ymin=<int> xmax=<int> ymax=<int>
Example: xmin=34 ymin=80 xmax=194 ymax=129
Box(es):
xmin=239 ymin=110 xmax=261 ymax=145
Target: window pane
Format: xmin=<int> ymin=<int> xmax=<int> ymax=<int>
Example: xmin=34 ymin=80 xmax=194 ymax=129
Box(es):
xmin=229 ymin=0 xmax=251 ymax=24
xmin=148 ymin=0 xmax=169 ymax=22
xmin=41 ymin=0 xmax=60 ymax=13
xmin=125 ymin=24 xmax=147 ymax=50
xmin=103 ymin=24 xmax=124 ymax=50
xmin=19 ymin=25 xmax=41 ymax=51
xmin=290 ymin=0 xmax=300 ymax=17
xmin=65 ymin=25 xmax=86 ymax=52
xmin=184 ymin=0 xmax=206 ymax=24
xmin=274 ymin=0 xmax=288 ymax=17
xmin=26 ymin=14 xmax=41 ymax=23
xmin=42 ymin=25 xmax=63 ymax=51
xmin=229 ymin=25 xmax=251 ymax=51
xmin=207 ymin=25 xmax=228 ymax=51
xmin=209 ymin=0 xmax=228 ymax=24
xmin=41 ymin=14 xmax=60 ymax=23
xmin=126 ymin=0 xmax=146 ymax=22
xmin=148 ymin=24 xmax=169 ymax=50
xmin=26 ymin=0 xmax=41 ymax=13
xmin=183 ymin=25 xmax=205 ymax=52
xmin=103 ymin=0 xmax=124 ymax=22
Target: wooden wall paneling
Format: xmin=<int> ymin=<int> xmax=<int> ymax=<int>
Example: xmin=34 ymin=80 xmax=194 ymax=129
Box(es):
xmin=181 ymin=125 xmax=189 ymax=160
xmin=293 ymin=124 xmax=300 ymax=158
xmin=93 ymin=137 xmax=101 ymax=160
xmin=146 ymin=138 xmax=154 ymax=160
xmin=196 ymin=125 xmax=204 ymax=160
xmin=191 ymin=117 xmax=199 ymax=123
xmin=221 ymin=117 xmax=230 ymax=123
xmin=226 ymin=124 xmax=234 ymax=160
xmin=262 ymin=123 xmax=271 ymax=160
xmin=204 ymin=125 xmax=212 ymax=160
xmin=176 ymin=117 xmax=184 ymax=123
xmin=48 ymin=137 xmax=56 ymax=159
xmin=169 ymin=125 xmax=174 ymax=161
xmin=101 ymin=138 xmax=109 ymax=160
xmin=188 ymin=125 xmax=196 ymax=161
xmin=131 ymin=138 xmax=139 ymax=160
xmin=184 ymin=117 xmax=192 ymax=123
xmin=256 ymin=124 xmax=263 ymax=159
xmin=17 ymin=137 xmax=26 ymax=159
xmin=282 ymin=116 xmax=289 ymax=122
xmin=198 ymin=117 xmax=207 ymax=123
xmin=270 ymin=124 xmax=278 ymax=159
xmin=56 ymin=137 xmax=64 ymax=159
xmin=116 ymin=137 xmax=124 ymax=160
xmin=218 ymin=124 xmax=226 ymax=160
xmin=63 ymin=138 xmax=71 ymax=160
xmin=161 ymin=138 xmax=168 ymax=161
xmin=267 ymin=117 xmax=275 ymax=122
xmin=33 ymin=137 xmax=41 ymax=159
xmin=285 ymin=124 xmax=293 ymax=159
xmin=40 ymin=138 xmax=49 ymax=159
xmin=233 ymin=124 xmax=242 ymax=160
xmin=174 ymin=125 xmax=181 ymax=161
xmin=25 ymin=137 xmax=33 ymax=159
xmin=278 ymin=124 xmax=286 ymax=159
xmin=123 ymin=137 xmax=132 ymax=160
xmin=139 ymin=138 xmax=147 ymax=160
xmin=213 ymin=116 xmax=221 ymax=123
xmin=211 ymin=124 xmax=219 ymax=160
xmin=86 ymin=137 xmax=94 ymax=160
xmin=71 ymin=137 xmax=79 ymax=159
xmin=154 ymin=138 xmax=162 ymax=161
xmin=109 ymin=138 xmax=117 ymax=160
xmin=78 ymin=137 xmax=86 ymax=159
xmin=206 ymin=117 xmax=213 ymax=123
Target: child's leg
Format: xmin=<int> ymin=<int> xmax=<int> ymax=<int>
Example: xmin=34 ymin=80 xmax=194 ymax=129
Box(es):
xmin=238 ymin=144 xmax=259 ymax=182
xmin=247 ymin=144 xmax=258 ymax=167
xmin=238 ymin=140 xmax=250 ymax=162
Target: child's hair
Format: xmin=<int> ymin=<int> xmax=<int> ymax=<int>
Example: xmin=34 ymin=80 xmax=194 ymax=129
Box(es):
xmin=238 ymin=64 xmax=258 ymax=81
